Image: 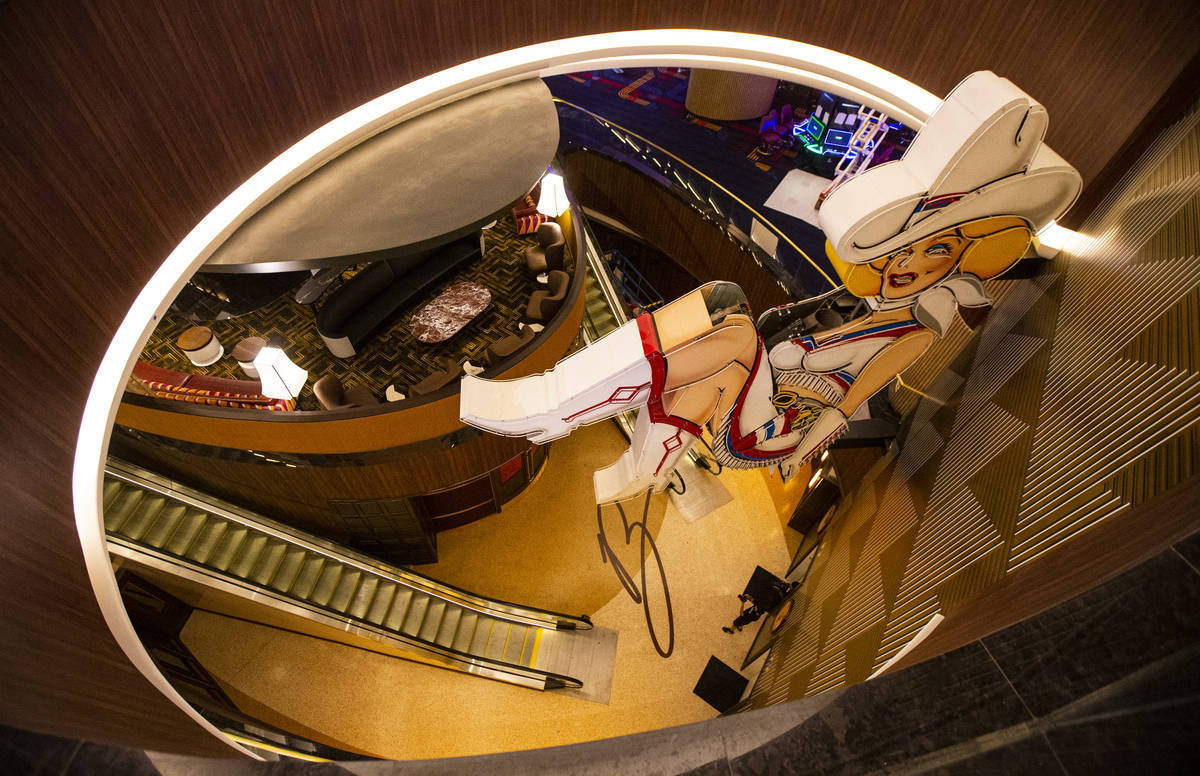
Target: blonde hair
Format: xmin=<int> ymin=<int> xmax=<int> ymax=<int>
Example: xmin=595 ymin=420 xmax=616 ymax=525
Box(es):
xmin=827 ymin=215 xmax=1033 ymax=297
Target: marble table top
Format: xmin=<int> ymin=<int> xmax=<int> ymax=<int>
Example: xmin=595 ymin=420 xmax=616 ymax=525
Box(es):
xmin=409 ymin=281 xmax=492 ymax=343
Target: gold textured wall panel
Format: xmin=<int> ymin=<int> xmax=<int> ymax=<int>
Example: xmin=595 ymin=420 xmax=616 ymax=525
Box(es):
xmin=748 ymin=101 xmax=1200 ymax=708
xmin=684 ymin=69 xmax=778 ymax=121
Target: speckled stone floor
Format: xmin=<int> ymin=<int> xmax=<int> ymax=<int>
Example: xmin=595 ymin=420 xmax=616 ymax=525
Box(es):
xmin=180 ymin=420 xmax=801 ymax=760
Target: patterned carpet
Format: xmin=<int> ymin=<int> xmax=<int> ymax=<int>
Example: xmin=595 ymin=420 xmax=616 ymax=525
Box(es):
xmin=139 ymin=217 xmax=568 ymax=410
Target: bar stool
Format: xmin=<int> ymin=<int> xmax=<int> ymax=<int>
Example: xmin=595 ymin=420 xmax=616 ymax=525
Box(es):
xmin=177 ymin=326 xmax=223 ymax=367
xmin=232 ymin=336 xmax=268 ymax=378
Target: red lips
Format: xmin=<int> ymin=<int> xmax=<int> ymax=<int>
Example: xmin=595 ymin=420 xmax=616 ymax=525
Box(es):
xmin=889 ymin=272 xmax=918 ymax=287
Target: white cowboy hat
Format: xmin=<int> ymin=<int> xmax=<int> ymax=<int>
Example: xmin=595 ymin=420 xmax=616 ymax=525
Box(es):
xmin=819 ymin=71 xmax=1082 ymax=266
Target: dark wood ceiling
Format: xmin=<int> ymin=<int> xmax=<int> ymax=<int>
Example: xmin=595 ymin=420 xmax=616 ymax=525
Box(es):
xmin=1 ymin=0 xmax=1197 ymax=755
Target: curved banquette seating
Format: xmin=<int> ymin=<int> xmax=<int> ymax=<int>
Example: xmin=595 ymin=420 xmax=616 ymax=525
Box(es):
xmin=316 ymin=234 xmax=481 ymax=357
xmin=130 ymin=361 xmax=293 ymax=411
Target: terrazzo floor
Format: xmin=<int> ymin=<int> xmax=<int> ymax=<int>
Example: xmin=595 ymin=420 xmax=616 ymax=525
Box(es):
xmin=180 ymin=420 xmax=802 ymax=760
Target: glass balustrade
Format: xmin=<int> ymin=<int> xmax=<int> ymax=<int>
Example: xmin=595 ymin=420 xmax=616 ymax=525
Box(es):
xmin=553 ymin=99 xmax=841 ymax=300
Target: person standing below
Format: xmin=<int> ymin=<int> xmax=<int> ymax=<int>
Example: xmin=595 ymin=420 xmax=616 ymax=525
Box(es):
xmin=723 ymin=595 xmax=763 ymax=633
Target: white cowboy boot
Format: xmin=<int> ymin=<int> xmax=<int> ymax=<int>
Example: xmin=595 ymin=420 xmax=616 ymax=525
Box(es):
xmin=460 ymin=319 xmax=651 ymax=444
xmin=593 ymin=407 xmax=697 ymax=504
xmin=778 ymin=406 xmax=848 ymax=481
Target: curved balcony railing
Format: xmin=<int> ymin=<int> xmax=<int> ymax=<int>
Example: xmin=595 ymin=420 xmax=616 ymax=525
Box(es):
xmin=553 ymin=99 xmax=840 ymax=299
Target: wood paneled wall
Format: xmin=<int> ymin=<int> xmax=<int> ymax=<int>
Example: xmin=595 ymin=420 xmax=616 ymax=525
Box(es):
xmin=563 ymin=151 xmax=793 ymax=315
xmin=2 ymin=0 xmax=1197 ymax=754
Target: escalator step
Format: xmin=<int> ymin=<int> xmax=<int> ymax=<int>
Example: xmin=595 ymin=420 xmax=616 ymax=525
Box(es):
xmin=268 ymin=548 xmax=307 ymax=593
xmin=328 ymin=569 xmax=363 ymax=613
xmin=347 ymin=576 xmax=380 ymax=621
xmin=102 ymin=479 xmax=124 ymax=510
xmin=104 ymin=488 xmax=143 ymax=533
xmin=121 ymin=494 xmax=167 ymax=541
xmin=308 ymin=564 xmax=344 ymax=608
xmin=188 ymin=519 xmax=229 ymax=566
xmin=484 ymin=621 xmax=508 ymax=662
xmin=532 ymin=632 xmax=553 ymax=671
xmin=230 ymin=534 xmax=269 ymax=579
xmin=164 ymin=509 xmax=210 ymax=556
xmin=519 ymin=627 xmax=539 ymax=666
xmin=469 ymin=617 xmax=493 ymax=656
xmin=401 ymin=594 xmax=430 ymax=637
xmin=453 ymin=612 xmax=478 ymax=653
xmin=435 ymin=607 xmax=462 ymax=648
xmin=142 ymin=503 xmax=189 ymax=549
xmin=504 ymin=625 xmax=529 ymax=665
xmin=365 ymin=582 xmax=397 ymax=625
xmin=290 ymin=556 xmax=326 ymax=598
xmin=208 ymin=525 xmax=249 ymax=571
xmin=384 ymin=588 xmax=414 ymax=632
xmin=248 ymin=540 xmax=288 ymax=586
xmin=418 ymin=600 xmax=446 ymax=642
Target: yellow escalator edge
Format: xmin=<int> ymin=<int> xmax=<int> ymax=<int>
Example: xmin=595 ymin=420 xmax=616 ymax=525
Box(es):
xmin=223 ymin=731 xmax=331 ymax=762
xmin=528 ymin=626 xmax=543 ymax=668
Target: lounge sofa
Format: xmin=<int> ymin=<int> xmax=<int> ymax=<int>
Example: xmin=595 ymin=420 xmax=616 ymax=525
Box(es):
xmin=486 ymin=324 xmax=538 ymax=365
xmin=313 ymin=374 xmax=379 ymax=410
xmin=316 ymin=235 xmax=481 ymax=357
xmin=524 ymin=222 xmax=564 ymax=276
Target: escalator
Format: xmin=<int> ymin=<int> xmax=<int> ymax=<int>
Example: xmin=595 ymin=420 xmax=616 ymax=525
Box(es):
xmin=583 ymin=261 xmax=620 ymax=338
xmin=103 ymin=459 xmax=592 ymax=690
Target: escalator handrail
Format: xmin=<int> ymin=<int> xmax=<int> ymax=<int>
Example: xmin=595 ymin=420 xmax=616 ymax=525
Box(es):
xmin=104 ymin=459 xmax=592 ymax=631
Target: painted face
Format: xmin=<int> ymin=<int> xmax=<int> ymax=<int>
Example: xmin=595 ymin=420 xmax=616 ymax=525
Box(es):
xmin=880 ymin=229 xmax=969 ymax=300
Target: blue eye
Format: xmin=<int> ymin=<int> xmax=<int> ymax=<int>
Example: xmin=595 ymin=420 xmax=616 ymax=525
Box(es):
xmin=925 ymin=243 xmax=952 ymax=256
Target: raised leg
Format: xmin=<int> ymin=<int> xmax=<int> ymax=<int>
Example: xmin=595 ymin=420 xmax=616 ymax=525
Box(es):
xmin=594 ymin=408 xmax=698 ymax=504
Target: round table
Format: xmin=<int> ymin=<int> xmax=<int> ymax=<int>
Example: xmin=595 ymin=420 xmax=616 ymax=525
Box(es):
xmin=409 ymin=282 xmax=492 ymax=344
xmin=231 ymin=336 xmax=268 ymax=378
xmin=177 ymin=326 xmax=223 ymax=367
